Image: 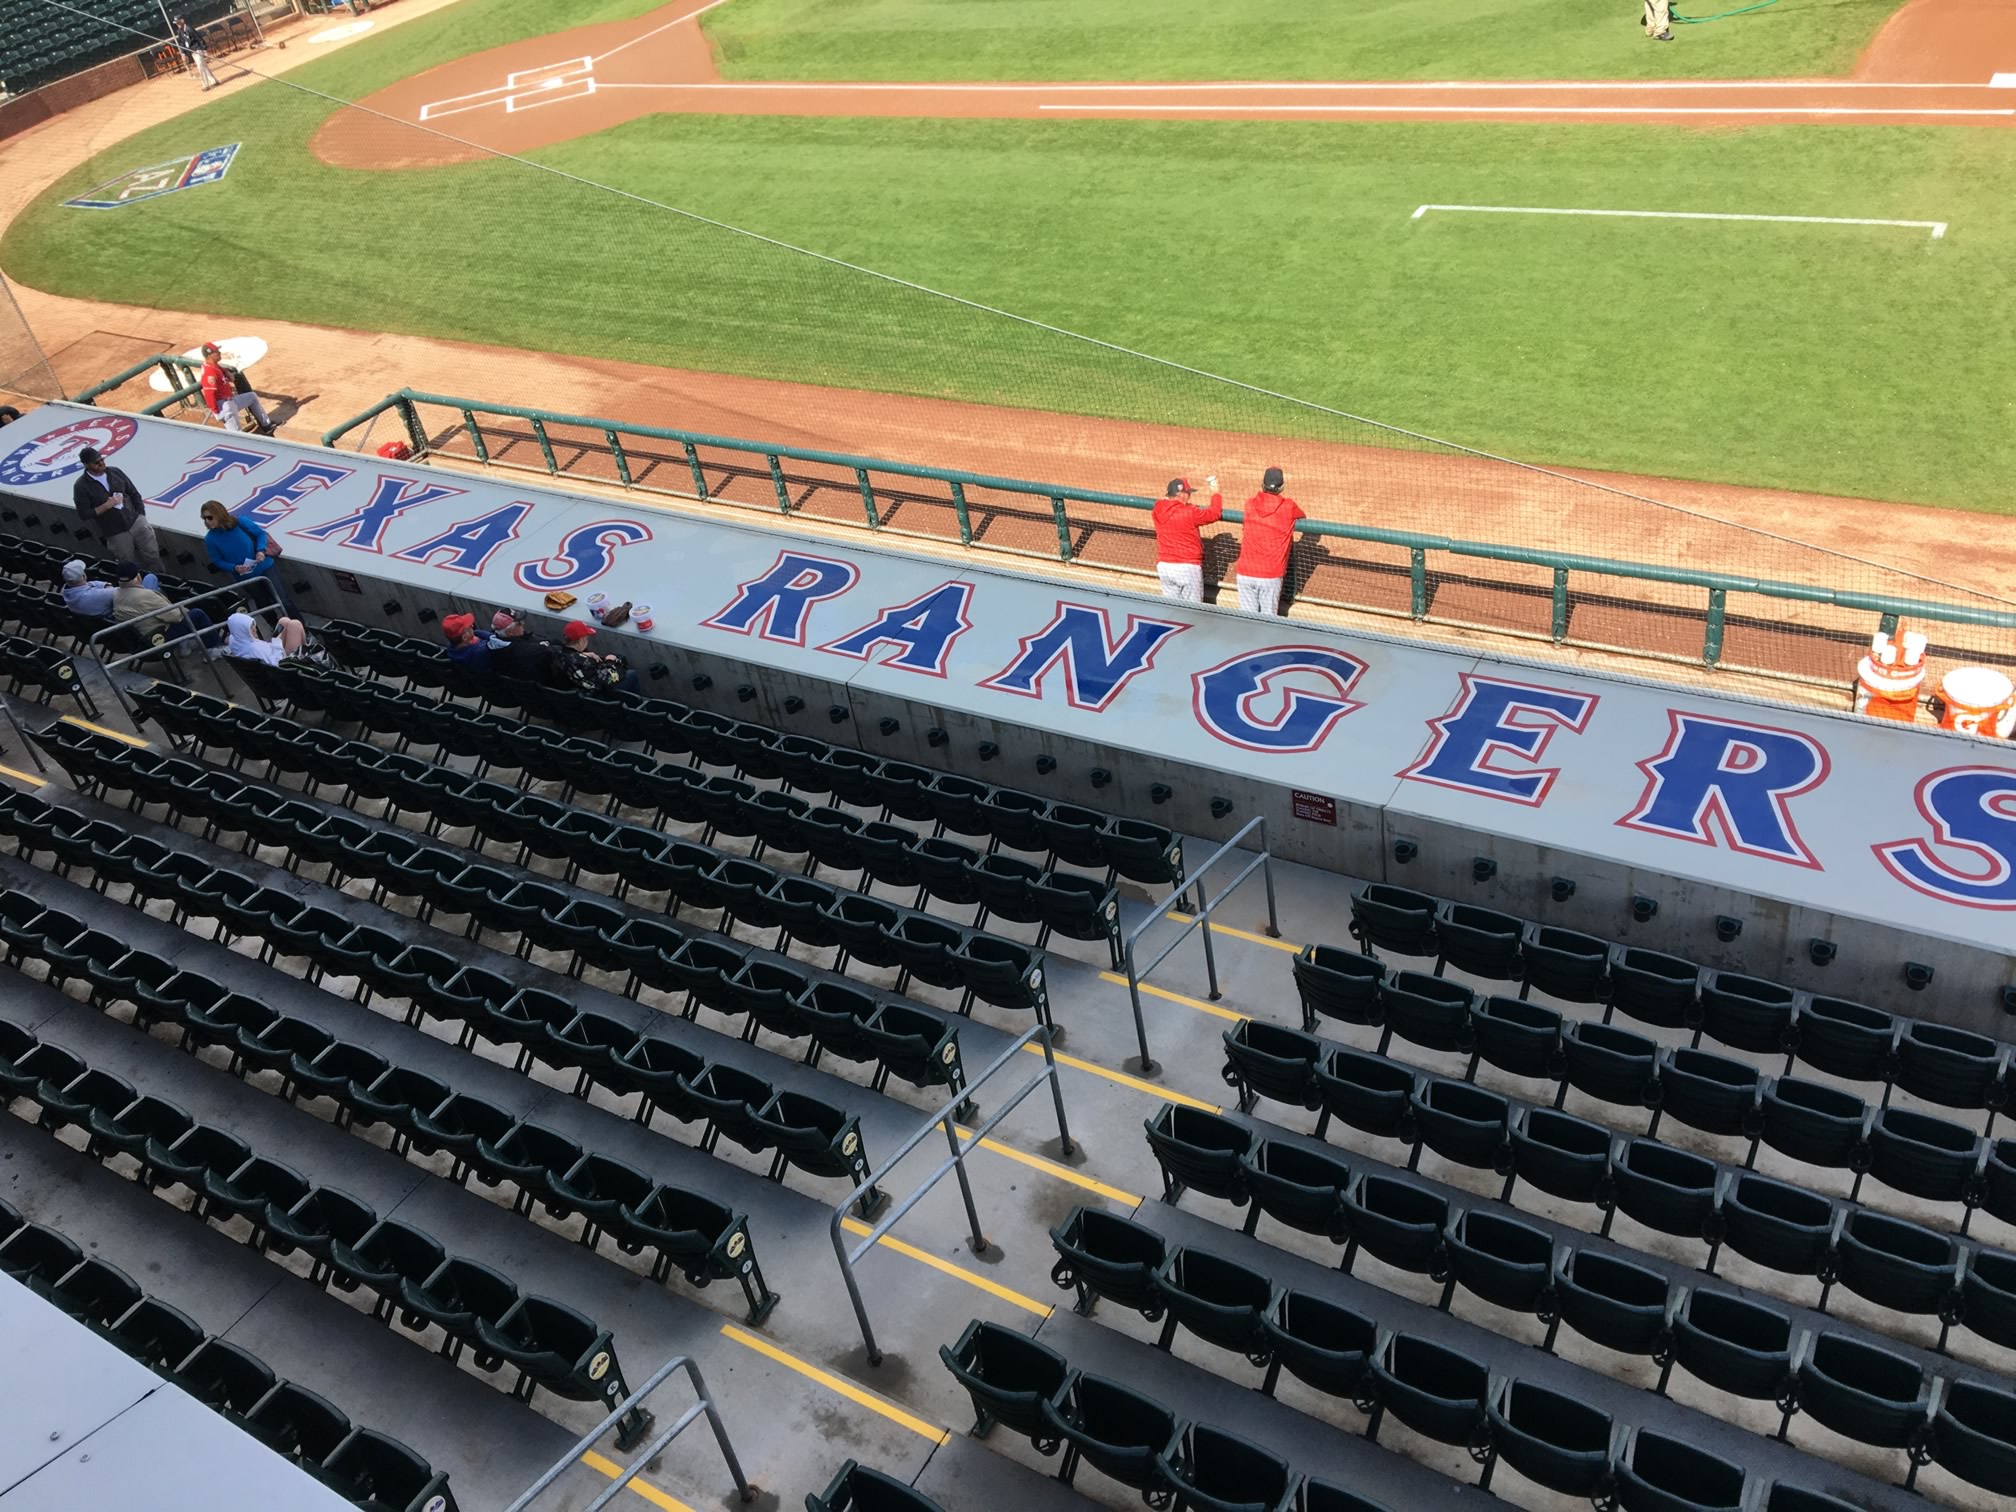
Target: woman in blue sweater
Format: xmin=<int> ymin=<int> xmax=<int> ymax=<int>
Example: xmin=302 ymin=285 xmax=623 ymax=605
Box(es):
xmin=200 ymin=499 xmax=295 ymax=615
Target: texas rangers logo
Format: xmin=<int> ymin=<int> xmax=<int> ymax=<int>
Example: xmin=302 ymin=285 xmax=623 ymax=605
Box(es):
xmin=0 ymin=415 xmax=137 ymax=487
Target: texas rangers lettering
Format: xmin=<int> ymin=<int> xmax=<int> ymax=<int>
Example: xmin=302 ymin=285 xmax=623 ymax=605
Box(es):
xmin=394 ymin=502 xmax=530 ymax=576
xmin=704 ymin=551 xmax=860 ymax=645
xmin=1873 ymin=767 xmax=2016 ymax=910
xmin=1619 ymin=711 xmax=1830 ymax=868
xmin=515 ymin=519 xmax=652 ymax=592
xmin=291 ymin=475 xmax=466 ymax=552
xmin=820 ymin=581 xmax=974 ymax=674
xmin=232 ymin=460 xmax=355 ymax=531
xmin=1191 ymin=646 xmax=1366 ymax=753
xmin=1400 ymin=674 xmax=1598 ymax=806
xmin=980 ymin=603 xmax=1186 ymax=711
xmin=147 ymin=444 xmax=268 ymax=510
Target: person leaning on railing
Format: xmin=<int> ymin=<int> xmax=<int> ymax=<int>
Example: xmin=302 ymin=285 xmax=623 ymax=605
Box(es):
xmin=1234 ymin=466 xmax=1306 ymax=617
xmin=1152 ymin=474 xmax=1223 ymax=602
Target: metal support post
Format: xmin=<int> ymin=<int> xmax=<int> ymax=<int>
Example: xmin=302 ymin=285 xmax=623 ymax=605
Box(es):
xmin=500 ymin=1353 xmax=751 ymax=1512
xmin=830 ymin=1025 xmax=1074 ymax=1365
xmin=1119 ymin=814 xmax=1280 ymax=1074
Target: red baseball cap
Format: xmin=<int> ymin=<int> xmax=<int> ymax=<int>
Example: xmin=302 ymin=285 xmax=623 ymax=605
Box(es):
xmin=201 ymin=340 xmax=222 ymax=355
xmin=441 ymin=613 xmax=475 ymax=639
xmin=562 ymin=620 xmax=596 ymax=643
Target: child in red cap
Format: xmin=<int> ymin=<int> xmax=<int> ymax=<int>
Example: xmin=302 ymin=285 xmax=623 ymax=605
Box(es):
xmin=555 ymin=619 xmax=639 ymax=694
xmin=441 ymin=611 xmax=489 ymax=671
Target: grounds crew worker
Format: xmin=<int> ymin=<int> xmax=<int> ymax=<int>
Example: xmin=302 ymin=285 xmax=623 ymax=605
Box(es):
xmin=1643 ymin=0 xmax=1675 ymax=41
xmin=1152 ymin=474 xmax=1222 ymax=601
xmin=1234 ymin=466 xmax=1306 ymax=616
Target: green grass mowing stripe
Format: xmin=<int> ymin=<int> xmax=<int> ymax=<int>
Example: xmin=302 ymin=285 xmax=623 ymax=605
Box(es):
xmin=699 ymin=0 xmax=1909 ymax=84
xmin=10 ymin=103 xmax=2011 ymax=513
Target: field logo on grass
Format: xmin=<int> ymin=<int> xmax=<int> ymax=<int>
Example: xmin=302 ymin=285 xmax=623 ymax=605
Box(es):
xmin=65 ymin=144 xmax=241 ymax=211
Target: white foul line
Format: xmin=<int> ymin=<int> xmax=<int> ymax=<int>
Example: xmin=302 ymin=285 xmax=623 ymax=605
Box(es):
xmin=592 ymin=0 xmax=733 ymax=67
xmin=1041 ymin=104 xmax=2015 ymax=117
xmin=1411 ymin=204 xmax=1948 ymax=239
xmin=533 ymin=78 xmax=2003 ymax=92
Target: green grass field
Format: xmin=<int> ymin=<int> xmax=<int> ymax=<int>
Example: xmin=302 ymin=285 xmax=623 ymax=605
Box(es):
xmin=701 ymin=0 xmax=1906 ymax=83
xmin=7 ymin=0 xmax=2011 ymax=514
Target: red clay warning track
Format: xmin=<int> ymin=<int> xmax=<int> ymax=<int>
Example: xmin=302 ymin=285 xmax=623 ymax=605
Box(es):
xmin=312 ymin=0 xmax=2016 ymax=170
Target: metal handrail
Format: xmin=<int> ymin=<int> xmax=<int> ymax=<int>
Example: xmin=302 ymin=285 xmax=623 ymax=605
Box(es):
xmin=499 ymin=1352 xmax=752 ymax=1512
xmin=72 ymin=352 xmax=201 ymax=407
xmin=829 ymin=1024 xmax=1074 ymax=1365
xmin=314 ymin=390 xmax=2016 ymax=663
xmin=85 ymin=579 xmax=263 ymax=668
xmin=1120 ymin=815 xmax=1279 ymax=1074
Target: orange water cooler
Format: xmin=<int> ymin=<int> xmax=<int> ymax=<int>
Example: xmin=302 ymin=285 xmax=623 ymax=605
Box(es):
xmin=1854 ymin=628 xmax=1927 ymax=724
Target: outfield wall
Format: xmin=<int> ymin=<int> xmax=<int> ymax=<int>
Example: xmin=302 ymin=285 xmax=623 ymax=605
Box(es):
xmin=4 ymin=404 xmax=2012 ymax=1028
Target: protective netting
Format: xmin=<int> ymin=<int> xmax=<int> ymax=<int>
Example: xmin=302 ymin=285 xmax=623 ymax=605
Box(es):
xmin=0 ymin=272 xmax=61 ymax=405
xmin=14 ymin=0 xmax=2016 ymax=691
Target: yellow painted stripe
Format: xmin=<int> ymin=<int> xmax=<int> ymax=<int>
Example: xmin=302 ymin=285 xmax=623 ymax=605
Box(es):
xmin=0 ymin=763 xmax=47 ymax=788
xmin=60 ymin=716 xmax=148 ymax=748
xmin=1098 ymin=971 xmax=1248 ymax=1024
xmin=1166 ymin=910 xmax=1301 ymax=955
xmin=841 ymin=1216 xmax=1052 ymax=1317
xmin=580 ymin=1450 xmax=694 ymax=1512
xmin=961 ymin=1129 xmax=1142 ymax=1206
xmin=719 ymin=1324 xmax=950 ymax=1445
xmin=1020 ymin=1038 xmax=1222 ymax=1113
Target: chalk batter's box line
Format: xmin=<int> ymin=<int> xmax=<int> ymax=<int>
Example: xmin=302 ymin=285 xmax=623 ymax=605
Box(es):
xmin=417 ymin=57 xmax=592 ymax=120
xmin=506 ymin=78 xmax=597 ymax=114
xmin=508 ymin=56 xmax=592 ymax=89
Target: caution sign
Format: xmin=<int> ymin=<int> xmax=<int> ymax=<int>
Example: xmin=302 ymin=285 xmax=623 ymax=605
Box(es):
xmin=66 ymin=144 xmax=241 ymax=211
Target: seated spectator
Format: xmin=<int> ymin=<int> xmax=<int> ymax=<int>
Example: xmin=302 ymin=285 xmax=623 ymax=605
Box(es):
xmin=441 ymin=612 xmax=490 ymax=671
xmin=59 ymin=557 xmax=153 ymax=619
xmin=553 ymin=619 xmax=640 ymax=695
xmin=111 ymin=561 xmax=220 ymax=650
xmin=200 ymin=499 xmax=294 ymax=615
xmin=224 ymin=610 xmax=308 ymax=665
xmin=486 ymin=608 xmax=556 ymax=682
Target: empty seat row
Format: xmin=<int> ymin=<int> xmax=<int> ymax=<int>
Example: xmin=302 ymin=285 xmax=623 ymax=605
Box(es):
xmin=0 ymin=529 xmax=206 ymax=602
xmin=0 ymin=1204 xmax=456 ymax=1512
xmin=2 ymin=779 xmax=979 ymax=1115
xmin=58 ymin=708 xmax=1056 ymax=1028
xmin=1241 ymin=1005 xmax=2015 ymax=1232
xmin=941 ymin=1317 xmax=1946 ymax=1512
xmin=1145 ymin=1102 xmax=2016 ymax=1360
xmin=942 ymin=1316 xmax=1388 ymax=1511
xmin=164 ymin=671 xmax=1131 ymax=968
xmin=0 ymin=1024 xmax=654 ymax=1443
xmin=0 ymin=631 xmax=96 ymax=715
xmin=0 ymin=910 xmax=779 ymax=1321
xmin=1338 ymin=889 xmax=2012 ymax=1116
xmin=1043 ymin=1203 xmax=2016 ymax=1496
xmin=806 ymin=1461 xmax=946 ymax=1512
xmin=0 ymin=866 xmax=886 ymax=1218
xmin=291 ymin=628 xmax=1189 ymax=885
xmin=1222 ymin=1017 xmax=2001 ymax=1274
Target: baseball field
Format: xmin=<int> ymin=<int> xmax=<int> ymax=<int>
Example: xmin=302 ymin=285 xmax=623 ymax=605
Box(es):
xmin=5 ymin=0 xmax=2015 ymax=527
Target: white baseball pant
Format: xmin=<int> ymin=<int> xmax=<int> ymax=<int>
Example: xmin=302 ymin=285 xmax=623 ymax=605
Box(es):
xmin=1156 ymin=563 xmax=1203 ymax=602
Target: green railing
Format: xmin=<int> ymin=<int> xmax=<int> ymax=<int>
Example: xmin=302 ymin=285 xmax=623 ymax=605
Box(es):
xmin=72 ymin=353 xmax=205 ymax=417
xmin=291 ymin=387 xmax=2004 ymax=683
